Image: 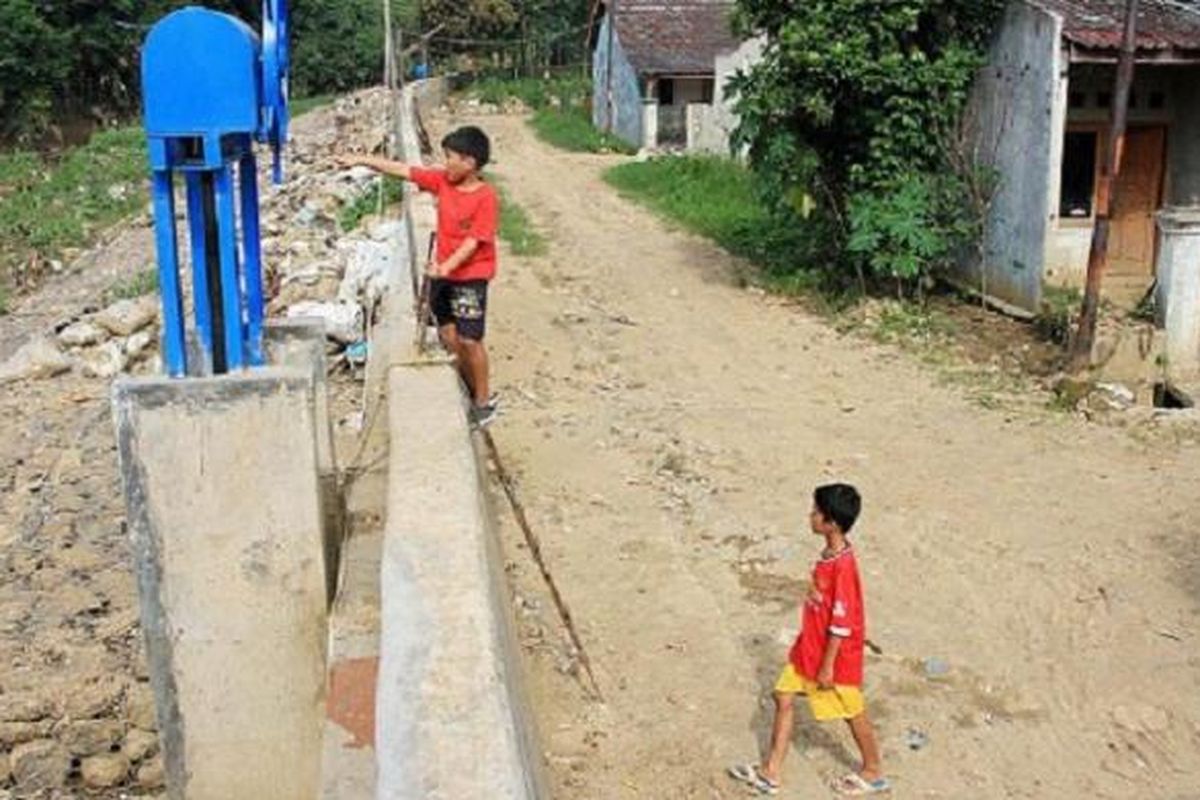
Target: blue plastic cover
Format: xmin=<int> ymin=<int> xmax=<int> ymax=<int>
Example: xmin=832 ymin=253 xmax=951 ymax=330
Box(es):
xmin=143 ymin=8 xmax=261 ymax=137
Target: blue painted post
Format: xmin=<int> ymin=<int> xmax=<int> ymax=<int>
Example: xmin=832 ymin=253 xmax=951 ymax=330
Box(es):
xmin=185 ymin=173 xmax=213 ymax=366
xmin=141 ymin=3 xmax=289 ymax=376
xmin=150 ymin=171 xmax=187 ymax=377
xmin=239 ymin=153 xmax=266 ymax=366
xmin=215 ymin=166 xmax=246 ymax=370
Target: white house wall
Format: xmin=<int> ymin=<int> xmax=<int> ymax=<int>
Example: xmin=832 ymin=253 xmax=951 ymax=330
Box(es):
xmin=964 ymin=1 xmax=1062 ymax=312
xmin=688 ymin=36 xmax=765 ymax=155
xmin=592 ymin=14 xmax=644 ymax=147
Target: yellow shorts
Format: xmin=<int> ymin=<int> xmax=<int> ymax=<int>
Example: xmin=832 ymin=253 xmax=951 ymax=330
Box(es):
xmin=774 ymin=664 xmax=866 ymax=721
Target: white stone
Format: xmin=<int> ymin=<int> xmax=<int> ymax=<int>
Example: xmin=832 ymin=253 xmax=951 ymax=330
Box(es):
xmin=80 ymin=342 xmax=128 ymax=379
xmin=286 ymin=301 xmax=363 ymax=344
xmin=125 ymin=330 xmax=156 ymax=360
xmin=58 ymin=320 xmax=107 ymax=348
xmin=0 ymin=337 xmax=73 ymax=385
xmin=338 ymin=239 xmax=393 ymax=308
xmin=95 ymin=298 xmax=157 ymax=337
xmin=81 ymin=753 xmax=130 ymax=789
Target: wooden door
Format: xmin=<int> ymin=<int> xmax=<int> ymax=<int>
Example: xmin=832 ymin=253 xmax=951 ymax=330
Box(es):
xmin=1109 ymin=125 xmax=1165 ymax=278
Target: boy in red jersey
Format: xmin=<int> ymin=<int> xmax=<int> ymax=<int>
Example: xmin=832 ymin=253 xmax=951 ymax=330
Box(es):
xmin=337 ymin=126 xmax=500 ymax=428
xmin=730 ymin=483 xmax=889 ymax=796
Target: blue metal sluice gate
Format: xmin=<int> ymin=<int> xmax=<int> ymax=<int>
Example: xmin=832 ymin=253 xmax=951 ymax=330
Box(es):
xmin=141 ymin=1 xmax=290 ymax=377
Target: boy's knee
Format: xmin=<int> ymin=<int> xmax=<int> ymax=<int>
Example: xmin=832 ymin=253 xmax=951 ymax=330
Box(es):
xmin=773 ymin=691 xmax=795 ymax=711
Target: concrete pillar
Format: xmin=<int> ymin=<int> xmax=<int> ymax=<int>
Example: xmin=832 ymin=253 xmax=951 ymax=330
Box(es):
xmin=642 ymin=79 xmax=659 ymax=151
xmin=113 ymin=369 xmax=328 ymax=800
xmin=1156 ymin=207 xmax=1200 ymax=380
xmin=265 ymin=318 xmax=344 ymax=605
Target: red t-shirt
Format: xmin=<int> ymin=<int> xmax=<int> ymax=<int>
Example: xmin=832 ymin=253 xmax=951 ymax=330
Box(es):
xmin=410 ymin=167 xmax=499 ymax=282
xmin=789 ymin=547 xmax=866 ymax=686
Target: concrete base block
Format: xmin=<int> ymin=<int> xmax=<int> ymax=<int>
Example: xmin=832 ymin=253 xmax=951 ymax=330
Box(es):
xmin=1157 ymin=207 xmax=1200 ymax=380
xmin=376 ymin=364 xmax=545 ymax=799
xmin=113 ymin=369 xmax=328 ymax=800
xmin=266 ymin=318 xmax=345 ymax=604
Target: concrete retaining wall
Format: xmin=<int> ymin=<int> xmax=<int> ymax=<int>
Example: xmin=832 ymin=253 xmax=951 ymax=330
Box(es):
xmin=371 ymin=79 xmax=548 ymax=799
xmin=113 ymin=369 xmax=328 ymax=800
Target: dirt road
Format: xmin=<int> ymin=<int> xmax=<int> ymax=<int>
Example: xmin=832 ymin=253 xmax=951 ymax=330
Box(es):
xmin=441 ymin=112 xmax=1200 ymax=798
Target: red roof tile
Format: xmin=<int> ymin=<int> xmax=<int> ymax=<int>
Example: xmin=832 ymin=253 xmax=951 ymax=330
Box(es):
xmin=1031 ymin=0 xmax=1200 ymax=53
xmin=606 ymin=1 xmax=740 ymax=75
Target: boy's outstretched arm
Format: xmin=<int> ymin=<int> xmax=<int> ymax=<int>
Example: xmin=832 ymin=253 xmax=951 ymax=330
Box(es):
xmin=334 ymin=154 xmax=414 ymax=181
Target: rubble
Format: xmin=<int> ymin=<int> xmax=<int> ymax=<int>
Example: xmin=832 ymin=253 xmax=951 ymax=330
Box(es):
xmin=94 ymin=298 xmax=157 ymax=337
xmin=79 ymin=341 xmax=129 ymax=379
xmin=9 ymin=740 xmax=68 ymax=793
xmin=57 ymin=320 xmax=107 ymax=348
xmin=0 ymin=337 xmax=73 ymax=385
xmin=81 ymin=752 xmax=130 ymax=789
xmin=287 ymin=301 xmax=363 ymax=345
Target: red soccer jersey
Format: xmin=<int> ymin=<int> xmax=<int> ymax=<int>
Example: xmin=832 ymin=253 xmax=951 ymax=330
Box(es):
xmin=410 ymin=167 xmax=499 ymax=282
xmin=789 ymin=547 xmax=866 ymax=686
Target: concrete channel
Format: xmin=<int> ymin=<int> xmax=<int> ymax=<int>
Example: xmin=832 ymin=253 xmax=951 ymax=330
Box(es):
xmin=114 ymin=78 xmax=545 ymax=799
xmin=320 ymin=79 xmax=548 ymax=799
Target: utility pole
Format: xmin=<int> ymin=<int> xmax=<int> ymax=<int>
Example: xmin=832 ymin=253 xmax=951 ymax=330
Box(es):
xmin=1070 ymin=0 xmax=1139 ymax=371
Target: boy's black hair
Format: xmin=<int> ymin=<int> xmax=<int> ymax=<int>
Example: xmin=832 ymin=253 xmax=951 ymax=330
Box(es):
xmin=441 ymin=126 xmax=491 ymax=168
xmin=814 ymin=483 xmax=862 ymax=534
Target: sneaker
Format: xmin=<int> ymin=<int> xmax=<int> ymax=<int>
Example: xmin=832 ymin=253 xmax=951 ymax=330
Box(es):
xmin=469 ymin=402 xmax=498 ymax=430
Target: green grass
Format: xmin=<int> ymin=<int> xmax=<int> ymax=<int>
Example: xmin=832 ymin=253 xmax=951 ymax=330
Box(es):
xmin=471 ymin=77 xmax=589 ymax=111
xmin=106 ymin=267 xmax=159 ymax=303
xmin=496 ymin=183 xmax=547 ymax=257
xmin=339 ymin=176 xmax=406 ymax=232
xmin=529 ymin=109 xmax=637 ymax=155
xmin=603 ymin=156 xmax=825 ymax=288
xmin=1035 ymin=286 xmax=1082 ymax=345
xmin=1 ymin=126 xmax=148 ymax=304
xmin=291 ymin=94 xmax=337 ymax=118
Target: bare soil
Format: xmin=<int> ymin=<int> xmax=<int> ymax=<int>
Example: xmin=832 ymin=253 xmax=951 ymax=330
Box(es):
xmin=442 ymin=112 xmax=1200 ymax=799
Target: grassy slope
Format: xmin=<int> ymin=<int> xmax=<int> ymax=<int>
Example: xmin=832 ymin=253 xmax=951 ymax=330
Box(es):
xmin=0 ymin=94 xmax=340 ymax=313
xmin=603 ymin=156 xmax=818 ymax=293
xmin=529 ymin=109 xmax=637 ymax=155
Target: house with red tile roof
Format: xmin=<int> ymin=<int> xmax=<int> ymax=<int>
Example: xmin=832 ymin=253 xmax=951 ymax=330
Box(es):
xmin=588 ymin=0 xmax=757 ymax=151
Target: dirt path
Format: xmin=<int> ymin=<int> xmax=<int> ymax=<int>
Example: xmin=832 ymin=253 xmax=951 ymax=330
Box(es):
xmin=435 ymin=112 xmax=1200 ymax=799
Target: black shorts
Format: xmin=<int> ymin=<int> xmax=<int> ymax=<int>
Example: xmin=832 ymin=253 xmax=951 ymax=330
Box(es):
xmin=429 ymin=279 xmax=488 ymax=341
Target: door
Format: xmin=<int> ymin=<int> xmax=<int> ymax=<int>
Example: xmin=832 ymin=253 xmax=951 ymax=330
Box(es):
xmin=1109 ymin=125 xmax=1165 ymax=279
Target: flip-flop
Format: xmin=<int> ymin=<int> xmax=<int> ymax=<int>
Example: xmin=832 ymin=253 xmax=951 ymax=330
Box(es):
xmin=728 ymin=763 xmax=780 ymax=795
xmin=833 ymin=772 xmax=892 ymax=795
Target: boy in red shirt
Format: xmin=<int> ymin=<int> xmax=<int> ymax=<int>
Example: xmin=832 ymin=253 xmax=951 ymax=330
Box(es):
xmin=730 ymin=483 xmax=889 ymax=796
xmin=337 ymin=126 xmax=500 ymax=428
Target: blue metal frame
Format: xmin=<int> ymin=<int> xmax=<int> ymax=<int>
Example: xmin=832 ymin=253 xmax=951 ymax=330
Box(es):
xmin=140 ymin=2 xmax=289 ymax=377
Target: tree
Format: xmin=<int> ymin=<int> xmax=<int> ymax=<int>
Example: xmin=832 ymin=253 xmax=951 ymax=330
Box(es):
xmin=728 ymin=0 xmax=1005 ymax=293
xmin=0 ymin=0 xmax=68 ymax=139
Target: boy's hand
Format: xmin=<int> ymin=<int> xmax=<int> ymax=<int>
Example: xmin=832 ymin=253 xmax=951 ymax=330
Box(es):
xmin=334 ymin=155 xmax=366 ymax=170
xmin=427 ymin=261 xmax=453 ymax=278
xmin=817 ymin=665 xmax=835 ymax=690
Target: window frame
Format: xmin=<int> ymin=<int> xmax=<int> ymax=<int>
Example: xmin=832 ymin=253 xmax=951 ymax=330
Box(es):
xmin=1059 ymin=124 xmax=1105 ymax=228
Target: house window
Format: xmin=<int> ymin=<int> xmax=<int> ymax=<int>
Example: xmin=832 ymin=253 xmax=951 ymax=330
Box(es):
xmin=1097 ymin=91 xmax=1112 ymax=109
xmin=1060 ymin=131 xmax=1098 ymax=219
xmin=1150 ymin=90 xmax=1166 ymax=110
xmin=1069 ymin=91 xmax=1086 ymax=109
xmin=701 ymin=79 xmax=715 ymax=104
xmin=659 ymin=79 xmax=675 ymax=106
